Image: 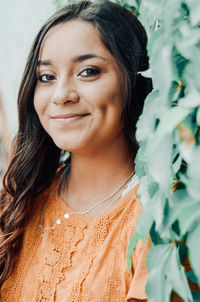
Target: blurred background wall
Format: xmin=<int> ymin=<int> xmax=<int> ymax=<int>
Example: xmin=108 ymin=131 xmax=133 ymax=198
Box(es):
xmin=0 ymin=0 xmax=55 ymax=135
xmin=0 ymin=0 xmax=56 ymax=174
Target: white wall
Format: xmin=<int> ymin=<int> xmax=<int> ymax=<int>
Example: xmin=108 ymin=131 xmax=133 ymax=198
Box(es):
xmin=0 ymin=0 xmax=56 ymax=134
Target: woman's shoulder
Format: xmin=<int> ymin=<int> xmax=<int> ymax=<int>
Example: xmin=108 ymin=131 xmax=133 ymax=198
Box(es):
xmin=108 ymin=174 xmax=142 ymax=223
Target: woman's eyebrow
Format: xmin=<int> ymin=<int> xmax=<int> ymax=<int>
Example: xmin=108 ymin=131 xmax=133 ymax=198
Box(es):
xmin=37 ymin=60 xmax=52 ymax=66
xmin=72 ymin=54 xmax=108 ymax=63
xmin=36 ymin=54 xmax=108 ymax=67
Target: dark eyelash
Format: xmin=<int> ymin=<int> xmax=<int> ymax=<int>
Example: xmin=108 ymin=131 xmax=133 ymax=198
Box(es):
xmin=80 ymin=67 xmax=101 ymax=77
xmin=36 ymin=74 xmax=55 ymax=83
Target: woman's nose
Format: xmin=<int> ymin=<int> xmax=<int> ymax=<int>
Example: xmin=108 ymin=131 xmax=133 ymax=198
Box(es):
xmin=52 ymin=79 xmax=79 ymax=105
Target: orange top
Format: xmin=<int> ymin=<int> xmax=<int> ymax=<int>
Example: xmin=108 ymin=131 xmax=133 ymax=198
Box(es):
xmin=1 ymin=176 xmax=150 ymax=302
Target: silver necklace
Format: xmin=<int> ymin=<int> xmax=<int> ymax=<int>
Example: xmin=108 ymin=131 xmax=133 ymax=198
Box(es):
xmin=38 ymin=168 xmax=134 ymax=238
xmin=63 ymin=172 xmax=134 ymax=219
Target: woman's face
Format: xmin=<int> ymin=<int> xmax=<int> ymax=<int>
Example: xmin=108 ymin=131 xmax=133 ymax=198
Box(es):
xmin=34 ymin=20 xmax=125 ymax=154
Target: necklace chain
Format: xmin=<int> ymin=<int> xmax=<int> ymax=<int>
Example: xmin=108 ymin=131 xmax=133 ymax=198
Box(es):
xmin=63 ymin=172 xmax=134 ymax=218
xmin=38 ymin=168 xmax=135 ymax=238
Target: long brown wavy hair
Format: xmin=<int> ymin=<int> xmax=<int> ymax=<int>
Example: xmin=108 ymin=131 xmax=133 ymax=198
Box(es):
xmin=0 ymin=0 xmax=152 ymax=288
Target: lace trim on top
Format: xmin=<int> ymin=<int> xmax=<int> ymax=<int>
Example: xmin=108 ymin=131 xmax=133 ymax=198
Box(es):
xmin=37 ymin=188 xmax=115 ymax=302
xmin=38 ymin=215 xmax=88 ymax=302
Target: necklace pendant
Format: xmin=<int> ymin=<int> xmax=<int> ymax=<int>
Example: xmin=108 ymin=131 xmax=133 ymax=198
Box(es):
xmin=64 ymin=213 xmax=70 ymax=219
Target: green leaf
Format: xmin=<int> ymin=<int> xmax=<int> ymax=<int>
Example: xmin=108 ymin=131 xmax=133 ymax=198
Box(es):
xmin=178 ymin=202 xmax=200 ymax=235
xmin=135 ymin=149 xmax=146 ymax=178
xmin=187 ymin=0 xmax=200 ymax=26
xmin=178 ymin=242 xmax=188 ymax=264
xmin=169 ymin=246 xmax=192 ymax=301
xmin=136 ymin=90 xmax=160 ymax=142
xmin=160 ymin=189 xmax=191 ymax=239
xmin=136 ymin=208 xmax=153 ymax=241
xmin=192 ymin=291 xmax=200 ymax=302
xmin=196 ymin=107 xmax=200 ymax=126
xmin=144 ymin=134 xmax=173 ymax=192
xmin=150 ymin=221 xmax=164 ymax=245
xmin=172 ymin=46 xmax=189 ymax=79
xmin=187 ymin=270 xmax=200 ymax=285
xmin=187 ymin=224 xmax=200 ymax=282
xmin=148 ymin=181 xmax=159 ymax=198
xmin=146 ymin=244 xmax=192 ymax=302
xmin=186 ymin=146 xmax=200 ymax=200
xmin=172 ymin=152 xmax=182 ymax=174
xmin=146 ymin=244 xmax=172 ymax=302
xmin=156 ymin=107 xmax=191 ymax=139
xmin=126 ymin=232 xmax=141 ymax=272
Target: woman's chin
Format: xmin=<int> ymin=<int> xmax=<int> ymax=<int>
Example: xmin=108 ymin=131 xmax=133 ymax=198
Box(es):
xmin=52 ymin=139 xmax=87 ymax=154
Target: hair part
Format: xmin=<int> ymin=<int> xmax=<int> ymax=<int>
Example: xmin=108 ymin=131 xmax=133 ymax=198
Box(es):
xmin=0 ymin=0 xmax=152 ymax=289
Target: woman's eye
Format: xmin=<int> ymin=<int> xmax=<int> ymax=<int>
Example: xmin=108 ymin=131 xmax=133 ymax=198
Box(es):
xmin=79 ymin=68 xmax=100 ymax=78
xmin=37 ymin=74 xmax=56 ymax=83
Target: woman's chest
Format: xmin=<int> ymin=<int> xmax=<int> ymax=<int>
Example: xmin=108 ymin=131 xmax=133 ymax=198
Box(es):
xmin=1 ymin=193 xmax=140 ymax=302
xmin=22 ymin=216 xmax=133 ymax=302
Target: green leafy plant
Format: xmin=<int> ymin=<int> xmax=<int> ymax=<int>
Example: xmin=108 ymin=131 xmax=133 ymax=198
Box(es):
xmin=126 ymin=0 xmax=200 ymax=301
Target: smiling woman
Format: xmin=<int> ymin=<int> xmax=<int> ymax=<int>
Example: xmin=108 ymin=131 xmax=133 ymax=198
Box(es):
xmin=0 ymin=1 xmax=152 ymax=301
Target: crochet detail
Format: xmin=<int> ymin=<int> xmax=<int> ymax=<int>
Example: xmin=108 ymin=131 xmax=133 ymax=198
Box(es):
xmin=38 ymin=219 xmax=88 ymax=302
xmin=68 ymin=215 xmax=110 ymax=301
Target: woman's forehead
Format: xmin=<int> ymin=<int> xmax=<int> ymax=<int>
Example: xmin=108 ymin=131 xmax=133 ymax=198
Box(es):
xmin=38 ymin=19 xmax=115 ymax=66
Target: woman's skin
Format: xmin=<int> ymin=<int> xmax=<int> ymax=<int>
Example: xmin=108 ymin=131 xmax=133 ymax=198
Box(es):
xmin=34 ymin=20 xmax=134 ymax=216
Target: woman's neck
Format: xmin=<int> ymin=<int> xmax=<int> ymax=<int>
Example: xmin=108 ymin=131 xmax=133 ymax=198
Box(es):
xmin=61 ymin=136 xmax=135 ymax=213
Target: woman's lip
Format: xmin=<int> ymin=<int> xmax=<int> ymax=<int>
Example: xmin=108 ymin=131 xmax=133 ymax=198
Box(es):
xmin=52 ymin=113 xmax=89 ymax=119
xmin=51 ymin=113 xmax=90 ymax=125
